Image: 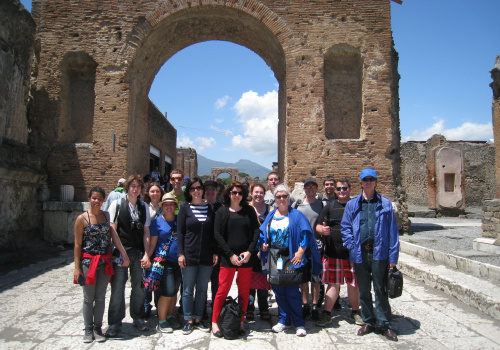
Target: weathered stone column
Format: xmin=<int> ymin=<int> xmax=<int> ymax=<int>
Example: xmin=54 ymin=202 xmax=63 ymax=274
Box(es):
xmin=480 ymin=55 xmax=500 ymax=244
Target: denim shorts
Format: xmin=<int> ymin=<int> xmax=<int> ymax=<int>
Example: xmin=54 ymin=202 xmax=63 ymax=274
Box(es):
xmin=160 ymin=260 xmax=182 ymax=297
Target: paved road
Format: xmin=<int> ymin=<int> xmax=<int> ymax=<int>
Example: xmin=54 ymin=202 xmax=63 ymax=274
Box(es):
xmin=0 ymin=250 xmax=499 ymax=349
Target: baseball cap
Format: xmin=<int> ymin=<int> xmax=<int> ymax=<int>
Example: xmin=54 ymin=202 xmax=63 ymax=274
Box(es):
xmin=360 ymin=168 xmax=377 ymax=180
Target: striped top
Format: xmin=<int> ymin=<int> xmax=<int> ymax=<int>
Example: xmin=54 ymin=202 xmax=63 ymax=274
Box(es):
xmin=190 ymin=203 xmax=208 ymax=222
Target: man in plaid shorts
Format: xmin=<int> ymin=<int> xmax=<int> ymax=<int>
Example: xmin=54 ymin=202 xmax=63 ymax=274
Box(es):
xmin=314 ymin=178 xmax=362 ymax=327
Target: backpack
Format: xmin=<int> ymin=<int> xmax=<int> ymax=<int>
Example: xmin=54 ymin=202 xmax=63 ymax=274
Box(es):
xmin=218 ymin=296 xmax=244 ymax=340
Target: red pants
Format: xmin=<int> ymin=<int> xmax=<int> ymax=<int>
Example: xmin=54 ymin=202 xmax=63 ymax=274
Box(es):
xmin=212 ymin=266 xmax=252 ymax=323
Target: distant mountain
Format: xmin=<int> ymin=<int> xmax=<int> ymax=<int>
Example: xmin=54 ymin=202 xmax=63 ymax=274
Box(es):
xmin=197 ymin=155 xmax=271 ymax=179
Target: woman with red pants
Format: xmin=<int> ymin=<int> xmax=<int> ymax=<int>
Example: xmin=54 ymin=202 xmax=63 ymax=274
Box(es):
xmin=211 ymin=181 xmax=260 ymax=337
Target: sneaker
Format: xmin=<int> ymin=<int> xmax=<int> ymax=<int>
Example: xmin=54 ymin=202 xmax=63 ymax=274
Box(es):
xmin=272 ymin=323 xmax=291 ymax=333
xmin=296 ymin=326 xmax=307 ymax=337
xmin=167 ymin=316 xmax=181 ymax=330
xmin=351 ymin=310 xmax=365 ymax=326
xmin=157 ymin=320 xmax=173 ymax=333
xmin=83 ymin=326 xmax=93 ymax=343
xmin=193 ymin=320 xmax=210 ymax=332
xmin=133 ymin=318 xmax=148 ymax=332
xmin=93 ymin=326 xmax=106 ymax=342
xmin=311 ymin=305 xmax=320 ymax=320
xmin=105 ymin=323 xmax=121 ymax=337
xmin=315 ymin=311 xmax=332 ymax=327
xmin=302 ymin=304 xmax=311 ymax=318
xmin=182 ymin=322 xmax=194 ymax=335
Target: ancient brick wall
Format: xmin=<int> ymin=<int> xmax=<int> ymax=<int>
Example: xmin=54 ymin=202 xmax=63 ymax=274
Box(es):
xmin=31 ymin=0 xmax=401 ymax=205
xmin=0 ymin=0 xmax=46 ymax=251
xmin=401 ymin=137 xmax=495 ymax=208
xmin=148 ymin=100 xmax=177 ymax=177
xmin=176 ymin=147 xmax=197 ymax=179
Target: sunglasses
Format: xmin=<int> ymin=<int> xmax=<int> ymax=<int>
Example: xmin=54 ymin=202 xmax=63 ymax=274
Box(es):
xmin=171 ymin=177 xmax=183 ymax=181
xmin=275 ymin=194 xmax=288 ymax=199
xmin=205 ymin=187 xmax=216 ymax=192
xmin=362 ymin=177 xmax=376 ymax=182
xmin=230 ymin=191 xmax=243 ymax=196
xmin=336 ymin=186 xmax=349 ymax=191
xmin=189 ymin=186 xmax=203 ymax=192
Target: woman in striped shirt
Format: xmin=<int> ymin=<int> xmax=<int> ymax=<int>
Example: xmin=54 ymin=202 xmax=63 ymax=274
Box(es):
xmin=177 ymin=177 xmax=218 ymax=335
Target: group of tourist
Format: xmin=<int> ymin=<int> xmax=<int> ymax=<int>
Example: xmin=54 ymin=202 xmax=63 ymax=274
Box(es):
xmin=73 ymin=167 xmax=400 ymax=343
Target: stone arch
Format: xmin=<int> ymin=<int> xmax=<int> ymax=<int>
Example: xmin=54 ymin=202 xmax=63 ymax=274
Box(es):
xmin=121 ymin=0 xmax=296 ymax=175
xmin=211 ymin=167 xmax=239 ymax=181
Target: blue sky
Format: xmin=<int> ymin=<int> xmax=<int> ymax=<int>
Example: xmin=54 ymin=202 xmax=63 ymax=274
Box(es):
xmin=21 ymin=0 xmax=498 ymax=169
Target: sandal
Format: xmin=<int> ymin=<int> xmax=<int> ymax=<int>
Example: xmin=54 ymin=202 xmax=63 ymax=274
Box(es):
xmin=261 ymin=311 xmax=270 ymax=321
xmin=246 ymin=310 xmax=254 ymax=320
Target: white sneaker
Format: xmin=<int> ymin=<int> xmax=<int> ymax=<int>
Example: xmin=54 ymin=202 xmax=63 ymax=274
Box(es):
xmin=296 ymin=326 xmax=307 ymax=337
xmin=272 ymin=323 xmax=291 ymax=333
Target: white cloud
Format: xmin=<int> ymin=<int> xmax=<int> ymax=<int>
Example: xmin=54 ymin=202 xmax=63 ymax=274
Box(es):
xmin=215 ymin=95 xmax=230 ymax=110
xmin=177 ymin=134 xmax=216 ymax=151
xmin=229 ymin=90 xmax=278 ymax=156
xmin=177 ymin=133 xmax=195 ymax=148
xmin=210 ymin=124 xmax=234 ymax=136
xmin=403 ymin=119 xmax=493 ymax=142
xmin=195 ymin=136 xmax=216 ymax=152
xmin=214 ymin=118 xmax=224 ymax=123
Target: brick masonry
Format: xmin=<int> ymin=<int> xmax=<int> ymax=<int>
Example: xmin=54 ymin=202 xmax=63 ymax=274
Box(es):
xmin=482 ymin=199 xmax=500 ymax=240
xmin=31 ymin=0 xmax=401 ymax=204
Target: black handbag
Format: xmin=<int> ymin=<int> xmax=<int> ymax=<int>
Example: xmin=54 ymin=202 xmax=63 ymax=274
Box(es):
xmin=387 ymin=266 xmax=403 ymax=298
xmin=267 ymin=218 xmax=309 ymax=286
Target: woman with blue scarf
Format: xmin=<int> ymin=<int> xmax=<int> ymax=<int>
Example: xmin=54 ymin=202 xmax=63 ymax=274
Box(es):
xmin=259 ymin=184 xmax=322 ymax=337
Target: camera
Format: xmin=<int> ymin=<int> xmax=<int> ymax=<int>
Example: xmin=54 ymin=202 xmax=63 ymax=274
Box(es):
xmin=131 ymin=220 xmax=144 ymax=230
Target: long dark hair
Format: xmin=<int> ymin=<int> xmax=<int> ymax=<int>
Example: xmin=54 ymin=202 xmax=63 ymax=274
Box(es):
xmin=222 ymin=181 xmax=249 ymax=206
xmin=183 ymin=176 xmax=204 ymax=202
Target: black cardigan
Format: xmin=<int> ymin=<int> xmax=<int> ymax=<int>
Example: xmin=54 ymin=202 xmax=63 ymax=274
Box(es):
xmin=177 ymin=202 xmax=215 ymax=266
xmin=213 ymin=205 xmax=260 ymax=268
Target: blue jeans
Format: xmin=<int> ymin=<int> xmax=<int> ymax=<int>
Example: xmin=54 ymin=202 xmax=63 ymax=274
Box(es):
xmin=273 ymin=285 xmax=304 ymax=327
xmin=354 ymin=248 xmax=392 ymax=330
xmin=181 ymin=265 xmax=213 ymax=321
xmin=108 ymin=251 xmax=145 ymax=325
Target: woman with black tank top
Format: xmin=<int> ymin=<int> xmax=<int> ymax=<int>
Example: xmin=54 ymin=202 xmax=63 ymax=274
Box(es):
xmin=211 ymin=181 xmax=260 ymax=337
xmin=73 ymin=187 xmax=129 ymax=343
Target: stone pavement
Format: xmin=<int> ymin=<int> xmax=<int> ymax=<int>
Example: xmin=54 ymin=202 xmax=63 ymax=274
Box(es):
xmin=1 ymin=247 xmax=500 ymax=350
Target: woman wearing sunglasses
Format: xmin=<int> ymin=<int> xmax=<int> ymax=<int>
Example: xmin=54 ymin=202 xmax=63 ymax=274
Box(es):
xmin=177 ymin=177 xmax=218 ymax=335
xmin=211 ymin=182 xmax=260 ymax=338
xmin=258 ymin=184 xmax=322 ymax=337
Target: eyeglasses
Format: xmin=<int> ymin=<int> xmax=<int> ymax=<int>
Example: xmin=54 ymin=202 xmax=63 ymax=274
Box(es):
xmin=304 ymin=185 xmax=317 ymax=189
xmin=189 ymin=186 xmax=203 ymax=192
xmin=275 ymin=194 xmax=288 ymax=199
xmin=171 ymin=177 xmax=183 ymax=181
xmin=268 ymin=178 xmax=279 ymax=182
xmin=230 ymin=191 xmax=243 ymax=196
xmin=336 ymin=186 xmax=349 ymax=191
xmin=362 ymin=177 xmax=376 ymax=182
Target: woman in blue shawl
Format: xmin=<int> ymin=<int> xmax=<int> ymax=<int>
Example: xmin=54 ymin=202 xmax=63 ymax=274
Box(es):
xmin=259 ymin=184 xmax=322 ymax=337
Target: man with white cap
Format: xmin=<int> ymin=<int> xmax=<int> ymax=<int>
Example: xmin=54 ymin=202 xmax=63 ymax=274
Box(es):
xmin=341 ymin=168 xmax=399 ymax=342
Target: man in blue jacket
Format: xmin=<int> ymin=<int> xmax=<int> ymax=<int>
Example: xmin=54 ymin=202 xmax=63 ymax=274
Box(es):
xmin=341 ymin=168 xmax=399 ymax=342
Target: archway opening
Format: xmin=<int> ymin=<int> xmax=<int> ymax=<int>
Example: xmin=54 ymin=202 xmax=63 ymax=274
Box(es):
xmin=125 ymin=4 xmax=287 ymax=179
xmin=149 ymin=40 xmax=278 ymax=178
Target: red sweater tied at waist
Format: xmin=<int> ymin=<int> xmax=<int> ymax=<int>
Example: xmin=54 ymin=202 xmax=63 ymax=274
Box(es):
xmin=75 ymin=250 xmax=114 ymax=285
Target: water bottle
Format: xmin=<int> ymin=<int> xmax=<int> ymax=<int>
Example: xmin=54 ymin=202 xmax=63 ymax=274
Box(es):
xmin=112 ymin=254 xmax=123 ymax=266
